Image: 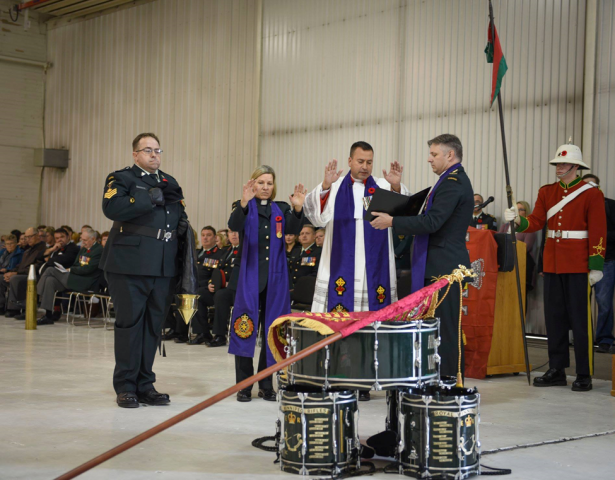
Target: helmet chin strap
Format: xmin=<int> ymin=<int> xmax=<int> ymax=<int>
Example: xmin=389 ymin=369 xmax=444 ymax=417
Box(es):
xmin=556 ymin=165 xmax=575 ymax=179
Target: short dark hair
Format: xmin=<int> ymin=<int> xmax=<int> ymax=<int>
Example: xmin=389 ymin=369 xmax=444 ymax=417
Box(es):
xmin=582 ymin=173 xmax=600 ymax=185
xmin=132 ymin=133 xmax=161 ymax=151
xmin=428 ymin=134 xmax=463 ymax=161
xmin=202 ymin=226 xmax=216 ymax=235
xmin=474 ymin=193 xmax=484 ymax=201
xmin=10 ymin=229 xmax=21 ymax=238
xmin=102 ymin=231 xmax=110 ymax=238
xmin=55 ymin=228 xmax=69 ymax=237
xmin=60 ymin=225 xmax=73 ymax=233
xmin=37 ymin=225 xmax=46 ymax=230
xmin=350 ymin=141 xmax=374 ymax=158
xmin=301 ymin=224 xmax=316 ymax=233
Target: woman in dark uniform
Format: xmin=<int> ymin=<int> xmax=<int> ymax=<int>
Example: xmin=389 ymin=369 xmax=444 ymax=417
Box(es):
xmin=228 ymin=165 xmax=306 ymax=402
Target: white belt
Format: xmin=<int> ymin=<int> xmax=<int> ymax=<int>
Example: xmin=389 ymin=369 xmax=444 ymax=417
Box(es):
xmin=547 ymin=230 xmax=588 ymax=239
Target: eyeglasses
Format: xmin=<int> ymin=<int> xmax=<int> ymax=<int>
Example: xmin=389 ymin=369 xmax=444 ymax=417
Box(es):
xmin=23 ymin=234 xmax=36 ymax=239
xmin=135 ymin=148 xmax=163 ymax=155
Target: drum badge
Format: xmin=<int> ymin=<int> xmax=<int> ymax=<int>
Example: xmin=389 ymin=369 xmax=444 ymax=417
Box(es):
xmin=335 ymin=277 xmax=346 ymax=296
xmin=234 ymin=314 xmax=254 ymax=339
xmin=464 ymin=416 xmax=474 ymax=427
xmin=287 ymin=412 xmax=297 ymax=424
xmin=469 ymin=258 xmax=485 ymax=289
xmin=285 ymin=432 xmax=303 ymax=452
xmin=376 ymin=285 xmax=386 ymax=303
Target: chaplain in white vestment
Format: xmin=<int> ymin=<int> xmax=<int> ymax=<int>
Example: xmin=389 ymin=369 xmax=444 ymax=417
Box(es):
xmin=304 ymin=141 xmax=410 ymax=313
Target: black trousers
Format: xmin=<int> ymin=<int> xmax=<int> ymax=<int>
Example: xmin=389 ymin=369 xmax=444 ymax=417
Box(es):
xmin=544 ymin=273 xmax=593 ymax=375
xmin=107 ymin=272 xmax=174 ymax=394
xmin=212 ymin=288 xmax=235 ymax=336
xmin=235 ymin=289 xmax=272 ymax=391
xmin=175 ymin=286 xmax=214 ymax=335
xmin=429 ymin=278 xmax=465 ymax=379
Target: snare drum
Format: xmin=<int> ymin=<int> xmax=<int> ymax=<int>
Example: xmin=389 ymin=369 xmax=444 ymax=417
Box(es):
xmin=398 ymin=385 xmax=480 ymax=479
xmin=286 ymin=319 xmax=440 ymax=390
xmin=278 ymin=386 xmax=360 ymax=476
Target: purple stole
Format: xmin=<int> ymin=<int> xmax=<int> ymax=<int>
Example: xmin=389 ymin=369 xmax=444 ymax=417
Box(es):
xmin=229 ymin=199 xmax=290 ymax=366
xmin=410 ymin=163 xmax=460 ymax=293
xmin=327 ymin=173 xmax=391 ymax=312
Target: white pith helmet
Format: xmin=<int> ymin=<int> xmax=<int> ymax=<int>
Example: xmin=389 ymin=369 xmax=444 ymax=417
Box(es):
xmin=549 ymin=137 xmax=589 ymax=169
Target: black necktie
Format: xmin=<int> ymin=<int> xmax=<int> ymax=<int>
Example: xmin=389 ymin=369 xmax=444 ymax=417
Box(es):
xmin=149 ymin=173 xmax=158 ymax=183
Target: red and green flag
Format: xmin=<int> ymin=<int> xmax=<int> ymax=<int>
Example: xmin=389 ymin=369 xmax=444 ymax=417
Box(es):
xmin=485 ymin=22 xmax=508 ymax=105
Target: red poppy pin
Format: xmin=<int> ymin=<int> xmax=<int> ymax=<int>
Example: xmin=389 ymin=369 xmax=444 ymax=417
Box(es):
xmin=368 ymin=187 xmax=376 ymax=194
xmin=233 ymin=250 xmax=238 ymax=255
xmin=275 ymin=216 xmax=282 ymax=221
xmin=306 ymin=250 xmax=311 ymax=255
xmin=560 ymin=150 xmax=567 ymax=157
xmin=162 ymin=178 xmax=168 ymax=182
xmin=478 ymin=219 xmax=483 ymax=224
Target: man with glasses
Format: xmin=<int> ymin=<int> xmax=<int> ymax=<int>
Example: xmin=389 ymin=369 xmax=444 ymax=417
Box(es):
xmin=1 ymin=227 xmax=46 ymax=317
xmin=100 ymin=132 xmax=189 ymax=409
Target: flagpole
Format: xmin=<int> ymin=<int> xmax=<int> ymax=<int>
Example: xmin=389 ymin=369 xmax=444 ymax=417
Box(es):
xmin=488 ymin=0 xmax=531 ymax=385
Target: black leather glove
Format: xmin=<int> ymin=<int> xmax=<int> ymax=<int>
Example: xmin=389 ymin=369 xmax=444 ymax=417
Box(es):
xmin=148 ymin=187 xmax=166 ymax=206
xmin=177 ymin=214 xmax=189 ymax=236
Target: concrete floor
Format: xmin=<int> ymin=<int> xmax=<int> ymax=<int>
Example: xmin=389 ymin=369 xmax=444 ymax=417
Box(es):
xmin=1 ymin=316 xmax=614 ymax=480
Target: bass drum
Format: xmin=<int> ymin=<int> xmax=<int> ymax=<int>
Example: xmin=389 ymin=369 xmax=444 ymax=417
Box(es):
xmin=287 ymin=319 xmax=440 ymax=390
xmin=398 ymin=384 xmax=480 ymax=479
xmin=278 ymin=386 xmax=360 ymax=476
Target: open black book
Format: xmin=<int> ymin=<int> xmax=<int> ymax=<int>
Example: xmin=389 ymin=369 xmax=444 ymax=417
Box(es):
xmin=363 ymin=186 xmax=431 ymax=222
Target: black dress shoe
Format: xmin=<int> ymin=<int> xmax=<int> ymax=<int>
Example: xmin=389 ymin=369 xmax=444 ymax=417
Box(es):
xmin=359 ymin=391 xmax=371 ymax=401
xmin=161 ymin=329 xmax=179 ymax=341
xmin=258 ymin=389 xmax=277 ymax=401
xmin=207 ymin=335 xmax=227 ymax=347
xmin=137 ymin=389 xmax=170 ymax=405
xmin=174 ymin=335 xmax=189 ymax=343
xmin=5 ymin=310 xmax=21 ymax=318
xmin=571 ymin=375 xmax=592 ymax=392
xmin=597 ymin=343 xmax=612 ymax=354
xmin=237 ymin=390 xmax=252 ymax=402
xmin=533 ymin=368 xmax=567 ymax=387
xmin=188 ymin=333 xmax=212 ymax=345
xmin=51 ymin=311 xmax=62 ymax=321
xmin=14 ymin=313 xmax=26 ymax=320
xmin=37 ymin=316 xmax=56 ymax=325
xmin=117 ymin=392 xmax=139 ymax=408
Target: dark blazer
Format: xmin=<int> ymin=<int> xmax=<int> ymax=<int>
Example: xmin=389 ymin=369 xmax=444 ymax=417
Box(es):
xmin=196 ymin=245 xmax=226 ymax=287
xmin=67 ymin=242 xmax=103 ymax=292
xmin=471 ymin=212 xmax=497 ymax=231
xmin=100 ymin=164 xmax=185 ymax=277
xmin=228 ymin=199 xmax=303 ymax=292
xmin=41 ymin=242 xmax=80 ymax=274
xmin=393 ymin=164 xmax=474 ymax=279
xmin=289 ymin=243 xmax=321 ymax=287
xmin=15 ymin=242 xmax=46 ymax=275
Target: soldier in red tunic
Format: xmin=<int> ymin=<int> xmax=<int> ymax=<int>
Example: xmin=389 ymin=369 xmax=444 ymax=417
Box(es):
xmin=504 ymin=141 xmax=606 ymax=392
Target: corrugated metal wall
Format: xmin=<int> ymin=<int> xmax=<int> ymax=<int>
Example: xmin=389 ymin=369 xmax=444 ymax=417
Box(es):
xmin=592 ymin=0 xmax=615 ymax=197
xmin=0 ymin=1 xmax=46 ymax=233
xmin=41 ymin=0 xmax=260 ymax=233
xmin=260 ymin=0 xmax=587 ymax=216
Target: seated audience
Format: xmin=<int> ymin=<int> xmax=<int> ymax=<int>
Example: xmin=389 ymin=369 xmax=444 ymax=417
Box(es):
xmin=101 ymin=231 xmax=109 ymax=247
xmin=37 ymin=228 xmax=103 ymax=325
xmin=37 ymin=225 xmax=47 ymax=243
xmin=471 ymin=193 xmax=497 ymax=231
xmin=216 ymin=232 xmax=229 ymax=251
xmin=44 ymin=227 xmax=56 ymax=248
xmin=18 ymin=232 xmax=28 ymax=250
xmin=314 ymin=227 xmax=325 ymax=248
xmin=40 ymin=228 xmax=80 ymax=275
xmin=0 ymin=228 xmax=46 ymax=317
xmin=207 ymin=229 xmax=241 ymax=347
xmin=289 ymin=224 xmax=321 ymax=288
xmin=285 ymin=233 xmax=300 ymax=260
xmin=0 ymin=235 xmax=23 ymax=274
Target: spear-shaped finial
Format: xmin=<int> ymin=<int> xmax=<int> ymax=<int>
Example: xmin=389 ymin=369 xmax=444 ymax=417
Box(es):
xmin=568 ymin=136 xmax=573 ymax=143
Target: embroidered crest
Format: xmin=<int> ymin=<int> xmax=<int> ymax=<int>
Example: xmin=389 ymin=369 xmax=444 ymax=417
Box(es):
xmin=234 ymin=314 xmax=254 ymax=339
xmin=331 ymin=303 xmax=348 ymax=313
xmin=376 ymin=285 xmax=386 ymax=303
xmin=335 ymin=277 xmax=346 ymax=296
xmin=104 ymin=188 xmax=118 ymax=199
xmin=469 ymin=258 xmax=485 ymax=289
xmin=593 ymin=237 xmax=606 ymax=257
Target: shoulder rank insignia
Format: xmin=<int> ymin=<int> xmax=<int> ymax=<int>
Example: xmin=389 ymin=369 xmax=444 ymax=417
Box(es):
xmin=180 ymin=200 xmax=186 ymax=208
xmin=450 ymin=169 xmax=459 ymax=174
xmin=104 ymin=188 xmax=118 ymax=199
xmin=448 ymin=177 xmax=458 ymax=181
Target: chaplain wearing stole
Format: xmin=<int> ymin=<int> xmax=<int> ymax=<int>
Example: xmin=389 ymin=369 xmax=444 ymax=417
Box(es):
xmin=304 ymin=141 xmax=409 ymax=313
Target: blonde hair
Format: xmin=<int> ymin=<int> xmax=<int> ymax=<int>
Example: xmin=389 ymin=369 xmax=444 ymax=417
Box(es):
xmin=216 ymin=232 xmax=229 ymax=248
xmin=517 ymin=200 xmax=531 ymax=217
xmin=250 ymin=165 xmax=277 ymax=200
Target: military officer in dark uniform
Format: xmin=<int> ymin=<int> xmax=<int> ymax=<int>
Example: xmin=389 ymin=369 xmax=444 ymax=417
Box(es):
xmin=471 ymin=194 xmax=497 ymax=231
xmin=206 ymin=229 xmax=241 ymax=347
xmin=371 ymin=134 xmax=474 ymax=378
xmin=175 ymin=226 xmax=224 ymax=344
xmin=289 ymin=224 xmax=321 ymax=287
xmin=101 ymin=132 xmax=188 ymax=408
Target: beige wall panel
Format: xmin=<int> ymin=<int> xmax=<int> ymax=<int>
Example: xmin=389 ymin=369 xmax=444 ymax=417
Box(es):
xmin=592 ymin=0 xmax=615 ymax=199
xmin=0 ymin=1 xmax=46 ymax=234
xmin=41 ymin=0 xmax=260 ymax=234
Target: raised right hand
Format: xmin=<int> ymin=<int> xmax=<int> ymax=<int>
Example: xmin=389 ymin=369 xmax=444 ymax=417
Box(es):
xmin=240 ymin=179 xmax=256 ymax=208
xmin=322 ymin=160 xmax=343 ymax=191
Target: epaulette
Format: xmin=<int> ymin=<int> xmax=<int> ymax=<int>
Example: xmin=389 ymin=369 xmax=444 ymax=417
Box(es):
xmin=449 ymin=169 xmax=459 ymax=175
xmin=447 ymin=176 xmax=459 ymax=181
xmin=114 ymin=166 xmax=131 ymax=173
